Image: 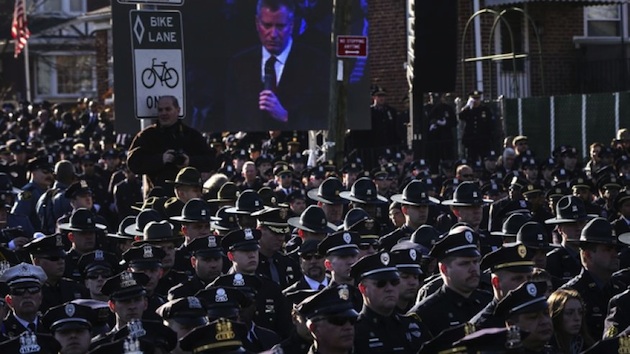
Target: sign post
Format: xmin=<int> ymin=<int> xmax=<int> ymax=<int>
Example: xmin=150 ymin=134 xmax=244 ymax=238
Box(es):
xmin=130 ymin=10 xmax=185 ymax=119
xmin=336 ymin=35 xmax=368 ymax=58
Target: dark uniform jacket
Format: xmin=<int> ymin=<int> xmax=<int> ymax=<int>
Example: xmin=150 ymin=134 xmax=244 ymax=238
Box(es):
xmin=270 ymin=330 xmax=312 ymax=354
xmin=257 ymin=252 xmax=299 ymax=290
xmin=40 ymin=278 xmax=90 ymax=312
xmin=546 ymin=245 xmax=582 ymax=282
xmin=1 ymin=313 xmax=44 ymax=337
xmin=11 ymin=182 xmax=46 ymax=231
xmin=409 ymin=284 xmax=492 ymax=338
xmin=603 ymin=287 xmax=630 ymax=338
xmin=167 ymin=275 xmax=208 ymax=300
xmin=354 ymin=306 xmax=430 ymax=353
xmin=379 ymin=224 xmax=415 ymax=252
xmin=468 ymin=298 xmax=503 ymax=329
xmin=242 ymin=323 xmax=282 ymax=352
xmin=127 ymin=120 xmax=214 ymax=190
xmin=154 ymin=269 xmax=188 ymax=298
xmin=561 ymin=268 xmax=624 ymax=340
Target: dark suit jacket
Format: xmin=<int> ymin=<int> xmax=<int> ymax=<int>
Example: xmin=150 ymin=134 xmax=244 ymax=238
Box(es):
xmin=226 ymin=43 xmax=329 ymax=132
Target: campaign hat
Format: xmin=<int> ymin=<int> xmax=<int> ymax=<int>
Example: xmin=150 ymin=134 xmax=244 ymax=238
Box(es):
xmin=166 ymin=167 xmax=203 ymax=187
xmin=58 ymin=208 xmax=107 ymax=232
xmin=132 ymin=220 xmax=182 ymax=245
xmin=544 ymin=195 xmax=596 ymax=224
xmin=339 ymin=177 xmax=388 ymax=204
xmin=207 ymin=182 xmax=239 ymax=203
xmin=109 ymin=216 xmax=141 ymax=241
xmin=124 ymin=209 xmax=165 ymax=236
xmin=491 ymin=213 xmax=532 ymax=239
xmin=579 ymin=217 xmax=619 ymax=247
xmin=211 ymin=206 xmax=240 ymax=232
xmin=224 ymin=190 xmax=267 ymax=215
xmin=171 ymin=198 xmax=217 ymax=223
xmin=390 ymin=180 xmax=440 ymax=206
xmin=287 ymin=205 xmax=336 ymax=234
xmin=442 ymin=181 xmax=492 ymax=206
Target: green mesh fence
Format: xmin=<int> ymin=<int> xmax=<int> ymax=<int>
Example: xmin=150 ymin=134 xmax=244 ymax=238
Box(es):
xmin=502 ymin=91 xmax=630 ymax=158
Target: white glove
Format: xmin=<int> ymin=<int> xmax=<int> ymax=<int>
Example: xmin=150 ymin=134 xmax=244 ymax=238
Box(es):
xmin=465 ymin=97 xmax=475 ymax=109
xmin=429 ymin=124 xmax=437 ymax=132
xmin=437 ymin=117 xmax=447 ymax=126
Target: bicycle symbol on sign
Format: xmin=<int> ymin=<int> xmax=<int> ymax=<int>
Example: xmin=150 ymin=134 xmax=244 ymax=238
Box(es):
xmin=141 ymin=58 xmax=179 ymax=89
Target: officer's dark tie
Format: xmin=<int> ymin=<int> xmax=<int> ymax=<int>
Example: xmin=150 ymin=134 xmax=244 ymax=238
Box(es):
xmin=264 ymin=56 xmax=277 ymax=92
xmin=27 ymin=323 xmax=36 ymax=332
xmin=268 ymin=258 xmax=280 ymax=284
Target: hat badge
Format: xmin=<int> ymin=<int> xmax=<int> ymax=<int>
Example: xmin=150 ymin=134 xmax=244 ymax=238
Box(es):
xmin=343 ymin=232 xmax=351 ymax=244
xmin=465 ymin=231 xmax=474 ymax=243
xmin=95 ymin=250 xmax=104 ymax=261
xmin=366 ymin=189 xmax=372 ymax=196
xmin=519 ymin=200 xmax=527 ymax=207
xmin=215 ymin=288 xmax=228 ymax=302
xmin=537 ymin=234 xmax=543 ymax=241
xmin=187 ymin=296 xmax=202 ymax=309
xmin=409 ymin=249 xmax=417 ymax=261
xmin=472 ymin=192 xmax=478 ymax=198
xmin=338 ymin=285 xmax=350 ymax=300
xmin=65 ymin=304 xmax=76 ymax=317
xmin=572 ymin=205 xmax=578 ymax=212
xmin=517 ymin=244 xmax=527 ymax=258
xmin=87 ymin=217 xmax=92 ymax=224
xmin=20 ymin=264 xmax=29 ymax=275
xmin=526 ymin=283 xmax=537 ymax=297
xmin=207 ymin=236 xmax=217 ymax=248
xmin=55 ymin=235 xmax=63 ymax=247
xmin=215 ymin=318 xmax=236 ymax=341
xmin=200 ymin=209 xmax=207 ymax=216
xmin=120 ymin=271 xmax=137 ymax=287
xmin=233 ymin=273 xmax=245 ymax=286
xmin=365 ymin=219 xmax=375 ymax=230
xmin=244 ymin=229 xmax=254 ymax=240
xmin=380 ymin=252 xmax=390 ymax=266
xmin=142 ymin=245 xmax=154 ymax=259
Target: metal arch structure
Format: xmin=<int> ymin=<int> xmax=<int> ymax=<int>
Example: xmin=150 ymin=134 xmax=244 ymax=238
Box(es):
xmin=488 ymin=7 xmax=545 ymax=97
xmin=461 ymin=7 xmax=545 ymax=98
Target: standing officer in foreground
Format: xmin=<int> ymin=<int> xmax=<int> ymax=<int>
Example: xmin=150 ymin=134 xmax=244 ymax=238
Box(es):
xmin=352 ymin=251 xmax=430 ymax=352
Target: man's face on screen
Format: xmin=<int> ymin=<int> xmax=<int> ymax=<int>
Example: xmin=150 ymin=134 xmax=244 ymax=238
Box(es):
xmin=256 ymin=5 xmax=294 ymax=55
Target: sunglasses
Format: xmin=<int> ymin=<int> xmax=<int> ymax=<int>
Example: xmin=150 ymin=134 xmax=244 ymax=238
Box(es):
xmin=325 ymin=316 xmax=357 ymax=326
xmin=86 ymin=272 xmax=112 ymax=280
xmin=11 ymin=286 xmax=41 ymax=296
xmin=374 ymin=278 xmax=401 ymax=288
xmin=301 ymin=253 xmax=324 ymax=261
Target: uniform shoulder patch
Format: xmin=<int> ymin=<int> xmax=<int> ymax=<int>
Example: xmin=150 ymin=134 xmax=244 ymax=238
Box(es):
xmin=19 ymin=191 xmax=31 ymax=200
xmin=605 ymin=324 xmax=618 ymax=339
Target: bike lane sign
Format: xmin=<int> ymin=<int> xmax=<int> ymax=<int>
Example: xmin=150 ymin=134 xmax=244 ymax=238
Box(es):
xmin=130 ymin=10 xmax=185 ymax=119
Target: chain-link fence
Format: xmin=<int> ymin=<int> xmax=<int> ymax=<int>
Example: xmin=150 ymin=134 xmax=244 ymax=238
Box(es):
xmin=502 ymin=91 xmax=630 ymax=158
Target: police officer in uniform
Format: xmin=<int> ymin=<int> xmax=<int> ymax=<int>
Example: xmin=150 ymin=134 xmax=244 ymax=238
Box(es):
xmin=58 ymin=208 xmax=108 ymax=282
xmin=545 ymin=195 xmax=594 ymax=282
xmin=42 ymin=302 xmax=94 ymax=354
xmin=561 ymin=217 xmax=624 ymax=340
xmin=296 ymin=284 xmax=358 ymax=354
xmin=318 ymin=230 xmax=363 ymax=311
xmin=22 ymin=234 xmax=89 ymax=311
xmin=180 ymin=318 xmax=253 ymax=354
xmin=252 ymin=206 xmax=298 ymax=289
xmin=380 ymin=180 xmax=439 ymax=251
xmin=408 ymin=225 xmax=492 ymax=338
xmin=164 ymin=166 xmax=204 ymax=221
xmin=168 ymin=235 xmax=224 ymax=299
xmin=155 ymin=296 xmax=209 ymax=346
xmin=12 ymin=157 xmax=54 ymax=231
xmin=0 ymin=263 xmax=47 ymax=337
xmin=459 ymin=90 xmax=496 ymax=162
xmin=469 ymin=243 xmax=534 ymax=329
xmin=351 ymin=251 xmax=430 ymax=352
xmin=306 ymin=176 xmax=349 ymax=226
xmin=171 ymin=198 xmax=217 ymax=275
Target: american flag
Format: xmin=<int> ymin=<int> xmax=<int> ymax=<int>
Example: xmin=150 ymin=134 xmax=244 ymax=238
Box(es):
xmin=11 ymin=0 xmax=30 ymax=58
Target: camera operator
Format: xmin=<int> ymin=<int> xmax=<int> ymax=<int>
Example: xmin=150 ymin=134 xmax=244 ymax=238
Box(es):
xmin=127 ymin=95 xmax=215 ymax=196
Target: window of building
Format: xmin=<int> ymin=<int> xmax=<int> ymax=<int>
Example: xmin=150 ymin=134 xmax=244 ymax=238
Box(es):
xmin=585 ymin=5 xmax=622 ymax=37
xmin=34 ymin=0 xmax=86 ymax=15
xmin=36 ymin=54 xmax=95 ymax=98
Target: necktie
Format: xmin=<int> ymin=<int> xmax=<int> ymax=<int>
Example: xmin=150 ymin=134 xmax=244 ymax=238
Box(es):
xmin=27 ymin=323 xmax=36 ymax=332
xmin=269 ymin=258 xmax=280 ymax=284
xmin=264 ymin=56 xmax=277 ymax=91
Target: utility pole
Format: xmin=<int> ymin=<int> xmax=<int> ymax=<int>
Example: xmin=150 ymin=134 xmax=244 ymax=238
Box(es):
xmin=326 ymin=0 xmax=352 ymax=168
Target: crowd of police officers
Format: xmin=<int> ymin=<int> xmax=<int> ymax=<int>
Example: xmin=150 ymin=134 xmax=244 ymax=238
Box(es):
xmin=4 ymin=97 xmax=630 ymax=353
